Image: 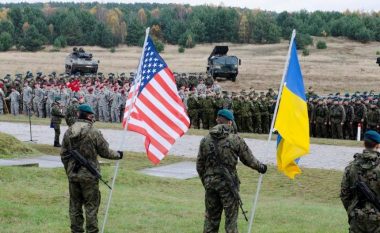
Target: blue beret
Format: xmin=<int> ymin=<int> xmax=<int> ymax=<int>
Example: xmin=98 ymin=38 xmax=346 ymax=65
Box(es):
xmin=78 ymin=104 xmax=95 ymax=114
xmin=364 ymin=130 xmax=380 ymax=144
xmin=217 ymin=109 xmax=234 ymax=121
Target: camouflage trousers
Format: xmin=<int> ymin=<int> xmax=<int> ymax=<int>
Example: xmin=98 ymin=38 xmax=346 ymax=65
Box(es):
xmin=252 ymin=114 xmax=261 ymax=134
xmin=349 ymin=216 xmax=380 ymax=233
xmin=331 ymin=122 xmax=343 ymax=139
xmin=203 ymin=185 xmax=239 ymax=233
xmin=53 ymin=123 xmax=61 ymax=145
xmin=69 ymin=180 xmax=101 ymax=233
xmin=11 ymin=103 xmax=19 ymax=116
xmin=188 ymin=110 xmax=200 ymax=129
xmin=241 ymin=116 xmax=253 ymax=133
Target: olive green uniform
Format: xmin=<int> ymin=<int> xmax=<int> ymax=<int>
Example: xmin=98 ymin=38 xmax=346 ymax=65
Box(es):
xmin=197 ymin=124 xmax=262 ymax=233
xmin=61 ymin=119 xmax=121 ymax=233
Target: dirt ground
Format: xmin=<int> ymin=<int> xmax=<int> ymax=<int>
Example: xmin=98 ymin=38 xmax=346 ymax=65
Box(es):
xmin=0 ymin=36 xmax=379 ymax=93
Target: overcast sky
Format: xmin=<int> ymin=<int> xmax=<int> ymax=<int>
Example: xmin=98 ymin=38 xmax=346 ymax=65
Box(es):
xmin=2 ymin=0 xmax=380 ymax=12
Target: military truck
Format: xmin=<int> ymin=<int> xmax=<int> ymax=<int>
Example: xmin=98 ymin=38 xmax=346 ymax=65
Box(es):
xmin=377 ymin=57 xmax=380 ymax=66
xmin=65 ymin=47 xmax=99 ymax=75
xmin=207 ymin=46 xmax=241 ymax=82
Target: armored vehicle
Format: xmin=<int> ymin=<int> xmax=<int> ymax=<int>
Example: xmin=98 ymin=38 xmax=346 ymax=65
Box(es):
xmin=207 ymin=46 xmax=241 ymax=82
xmin=377 ymin=57 xmax=380 ymax=66
xmin=65 ymin=47 xmax=99 ymax=75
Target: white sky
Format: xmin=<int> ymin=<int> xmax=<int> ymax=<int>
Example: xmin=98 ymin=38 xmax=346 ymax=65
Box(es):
xmin=2 ymin=0 xmax=380 ymax=12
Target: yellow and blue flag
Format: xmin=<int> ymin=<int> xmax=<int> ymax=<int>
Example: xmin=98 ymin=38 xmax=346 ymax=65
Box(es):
xmin=274 ymin=38 xmax=309 ymax=179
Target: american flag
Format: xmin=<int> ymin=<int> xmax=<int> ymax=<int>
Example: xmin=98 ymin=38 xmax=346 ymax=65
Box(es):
xmin=122 ymin=36 xmax=190 ymax=164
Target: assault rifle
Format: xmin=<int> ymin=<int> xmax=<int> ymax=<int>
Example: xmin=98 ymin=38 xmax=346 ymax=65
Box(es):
xmin=70 ymin=149 xmax=112 ymax=190
xmin=211 ymin=140 xmax=249 ymax=221
xmin=356 ymin=181 xmax=380 ymax=211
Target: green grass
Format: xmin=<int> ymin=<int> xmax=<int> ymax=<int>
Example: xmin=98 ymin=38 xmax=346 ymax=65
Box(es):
xmin=0 ymin=115 xmax=362 ymax=147
xmin=0 ymin=132 xmax=37 ymax=158
xmin=0 ymin=143 xmax=348 ymax=233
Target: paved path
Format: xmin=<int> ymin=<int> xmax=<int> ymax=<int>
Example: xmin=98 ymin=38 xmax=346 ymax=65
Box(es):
xmin=0 ymin=122 xmax=362 ymax=171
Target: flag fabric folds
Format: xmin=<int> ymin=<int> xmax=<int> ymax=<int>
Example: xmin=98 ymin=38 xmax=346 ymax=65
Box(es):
xmin=122 ymin=36 xmax=190 ymax=164
xmin=274 ymin=39 xmax=310 ymax=179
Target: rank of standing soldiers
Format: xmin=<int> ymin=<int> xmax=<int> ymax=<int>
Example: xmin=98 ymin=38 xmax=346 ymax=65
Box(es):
xmin=0 ymin=71 xmax=379 ymax=140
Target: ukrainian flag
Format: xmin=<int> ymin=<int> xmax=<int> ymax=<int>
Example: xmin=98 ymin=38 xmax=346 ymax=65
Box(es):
xmin=274 ymin=38 xmax=309 ymax=179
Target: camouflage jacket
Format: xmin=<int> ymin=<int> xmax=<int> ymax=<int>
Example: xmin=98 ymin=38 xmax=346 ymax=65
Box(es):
xmin=344 ymin=104 xmax=355 ymax=123
xmin=65 ymin=103 xmax=79 ymax=127
xmin=240 ymin=100 xmax=252 ymax=117
xmin=60 ymin=119 xmax=121 ymax=182
xmin=341 ymin=149 xmax=380 ymax=218
xmin=354 ymin=103 xmax=367 ymax=122
xmin=51 ymin=102 xmax=64 ymax=125
xmin=367 ymin=108 xmax=380 ymax=127
xmin=329 ymin=104 xmax=346 ymax=123
xmin=196 ymin=124 xmax=261 ymax=189
xmin=314 ymin=104 xmax=329 ymax=123
xmin=187 ymin=96 xmax=200 ymax=110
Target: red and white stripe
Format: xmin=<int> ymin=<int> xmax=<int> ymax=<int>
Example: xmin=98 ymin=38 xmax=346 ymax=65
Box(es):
xmin=122 ymin=68 xmax=190 ymax=164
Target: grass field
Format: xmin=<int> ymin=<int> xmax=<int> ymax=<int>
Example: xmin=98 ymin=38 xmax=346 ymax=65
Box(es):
xmin=0 ymin=114 xmax=363 ymax=147
xmin=0 ymin=135 xmax=349 ymax=233
xmin=0 ymin=37 xmax=379 ymax=93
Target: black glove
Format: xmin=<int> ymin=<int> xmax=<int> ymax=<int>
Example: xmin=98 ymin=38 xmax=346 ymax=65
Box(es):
xmin=258 ymin=163 xmax=267 ymax=174
xmin=117 ymin=151 xmax=123 ymax=159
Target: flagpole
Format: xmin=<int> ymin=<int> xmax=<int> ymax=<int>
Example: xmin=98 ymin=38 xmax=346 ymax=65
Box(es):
xmin=247 ymin=29 xmax=296 ymax=233
xmin=101 ymin=27 xmax=150 ymax=233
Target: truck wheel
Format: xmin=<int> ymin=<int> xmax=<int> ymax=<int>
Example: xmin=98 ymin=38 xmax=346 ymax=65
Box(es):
xmin=231 ymin=75 xmax=236 ymax=82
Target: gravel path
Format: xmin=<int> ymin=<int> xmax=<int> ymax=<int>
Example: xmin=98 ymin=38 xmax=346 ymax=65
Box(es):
xmin=0 ymin=122 xmax=362 ymax=171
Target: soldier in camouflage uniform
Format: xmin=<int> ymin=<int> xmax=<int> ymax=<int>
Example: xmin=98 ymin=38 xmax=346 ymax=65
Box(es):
xmin=187 ymin=92 xmax=200 ymax=129
xmin=250 ymin=94 xmax=262 ymax=134
xmin=314 ymin=99 xmax=329 ymax=138
xmin=0 ymin=85 xmax=4 ymax=114
xmin=51 ymin=97 xmax=64 ymax=147
xmin=200 ymin=92 xmax=216 ymax=130
xmin=231 ymin=93 xmax=241 ymax=131
xmin=65 ymin=98 xmax=80 ymax=127
xmin=22 ymin=82 xmax=33 ymax=115
xmin=259 ymin=96 xmax=270 ymax=134
xmin=343 ymin=98 xmax=355 ymax=140
xmin=353 ymin=98 xmax=368 ymax=139
xmin=6 ymin=87 xmax=20 ymax=116
xmin=367 ymin=102 xmax=380 ymax=132
xmin=329 ymin=98 xmax=346 ymax=139
xmin=341 ymin=130 xmax=380 ymax=233
xmin=240 ymin=94 xmax=253 ymax=132
xmin=60 ymin=104 xmax=123 ymax=233
xmin=196 ymin=109 xmax=267 ymax=233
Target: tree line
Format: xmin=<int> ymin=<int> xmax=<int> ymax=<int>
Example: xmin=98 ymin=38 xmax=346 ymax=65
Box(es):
xmin=0 ymin=2 xmax=379 ymax=52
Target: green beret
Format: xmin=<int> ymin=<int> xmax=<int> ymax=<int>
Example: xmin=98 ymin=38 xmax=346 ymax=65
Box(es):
xmin=78 ymin=104 xmax=95 ymax=114
xmin=364 ymin=130 xmax=380 ymax=144
xmin=54 ymin=96 xmax=61 ymax=101
xmin=217 ymin=109 xmax=234 ymax=121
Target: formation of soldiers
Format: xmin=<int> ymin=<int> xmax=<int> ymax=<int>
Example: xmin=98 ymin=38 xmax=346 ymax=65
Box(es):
xmin=1 ymin=71 xmax=380 ymax=140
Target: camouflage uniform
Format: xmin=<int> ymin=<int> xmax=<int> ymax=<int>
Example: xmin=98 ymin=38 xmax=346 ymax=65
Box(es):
xmin=196 ymin=124 xmax=263 ymax=233
xmin=250 ymin=97 xmax=262 ymax=134
xmin=22 ymin=85 xmax=33 ymax=115
xmin=51 ymin=101 xmax=64 ymax=146
xmin=231 ymin=97 xmax=241 ymax=131
xmin=60 ymin=119 xmax=122 ymax=233
xmin=314 ymin=102 xmax=329 ymax=138
xmin=259 ymin=98 xmax=269 ymax=134
xmin=7 ymin=89 xmax=20 ymax=116
xmin=367 ymin=106 xmax=380 ymax=132
xmin=33 ymin=86 xmax=45 ymax=117
xmin=353 ymin=102 xmax=368 ymax=138
xmin=329 ymin=103 xmax=346 ymax=139
xmin=240 ymin=97 xmax=253 ymax=132
xmin=65 ymin=100 xmax=79 ymax=127
xmin=200 ymin=95 xmax=215 ymax=130
xmin=341 ymin=149 xmax=380 ymax=233
xmin=343 ymin=102 xmax=355 ymax=140
xmin=187 ymin=94 xmax=201 ymax=129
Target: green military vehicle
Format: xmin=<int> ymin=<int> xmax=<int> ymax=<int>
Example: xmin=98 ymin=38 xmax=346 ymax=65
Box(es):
xmin=65 ymin=47 xmax=99 ymax=75
xmin=207 ymin=46 xmax=241 ymax=82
